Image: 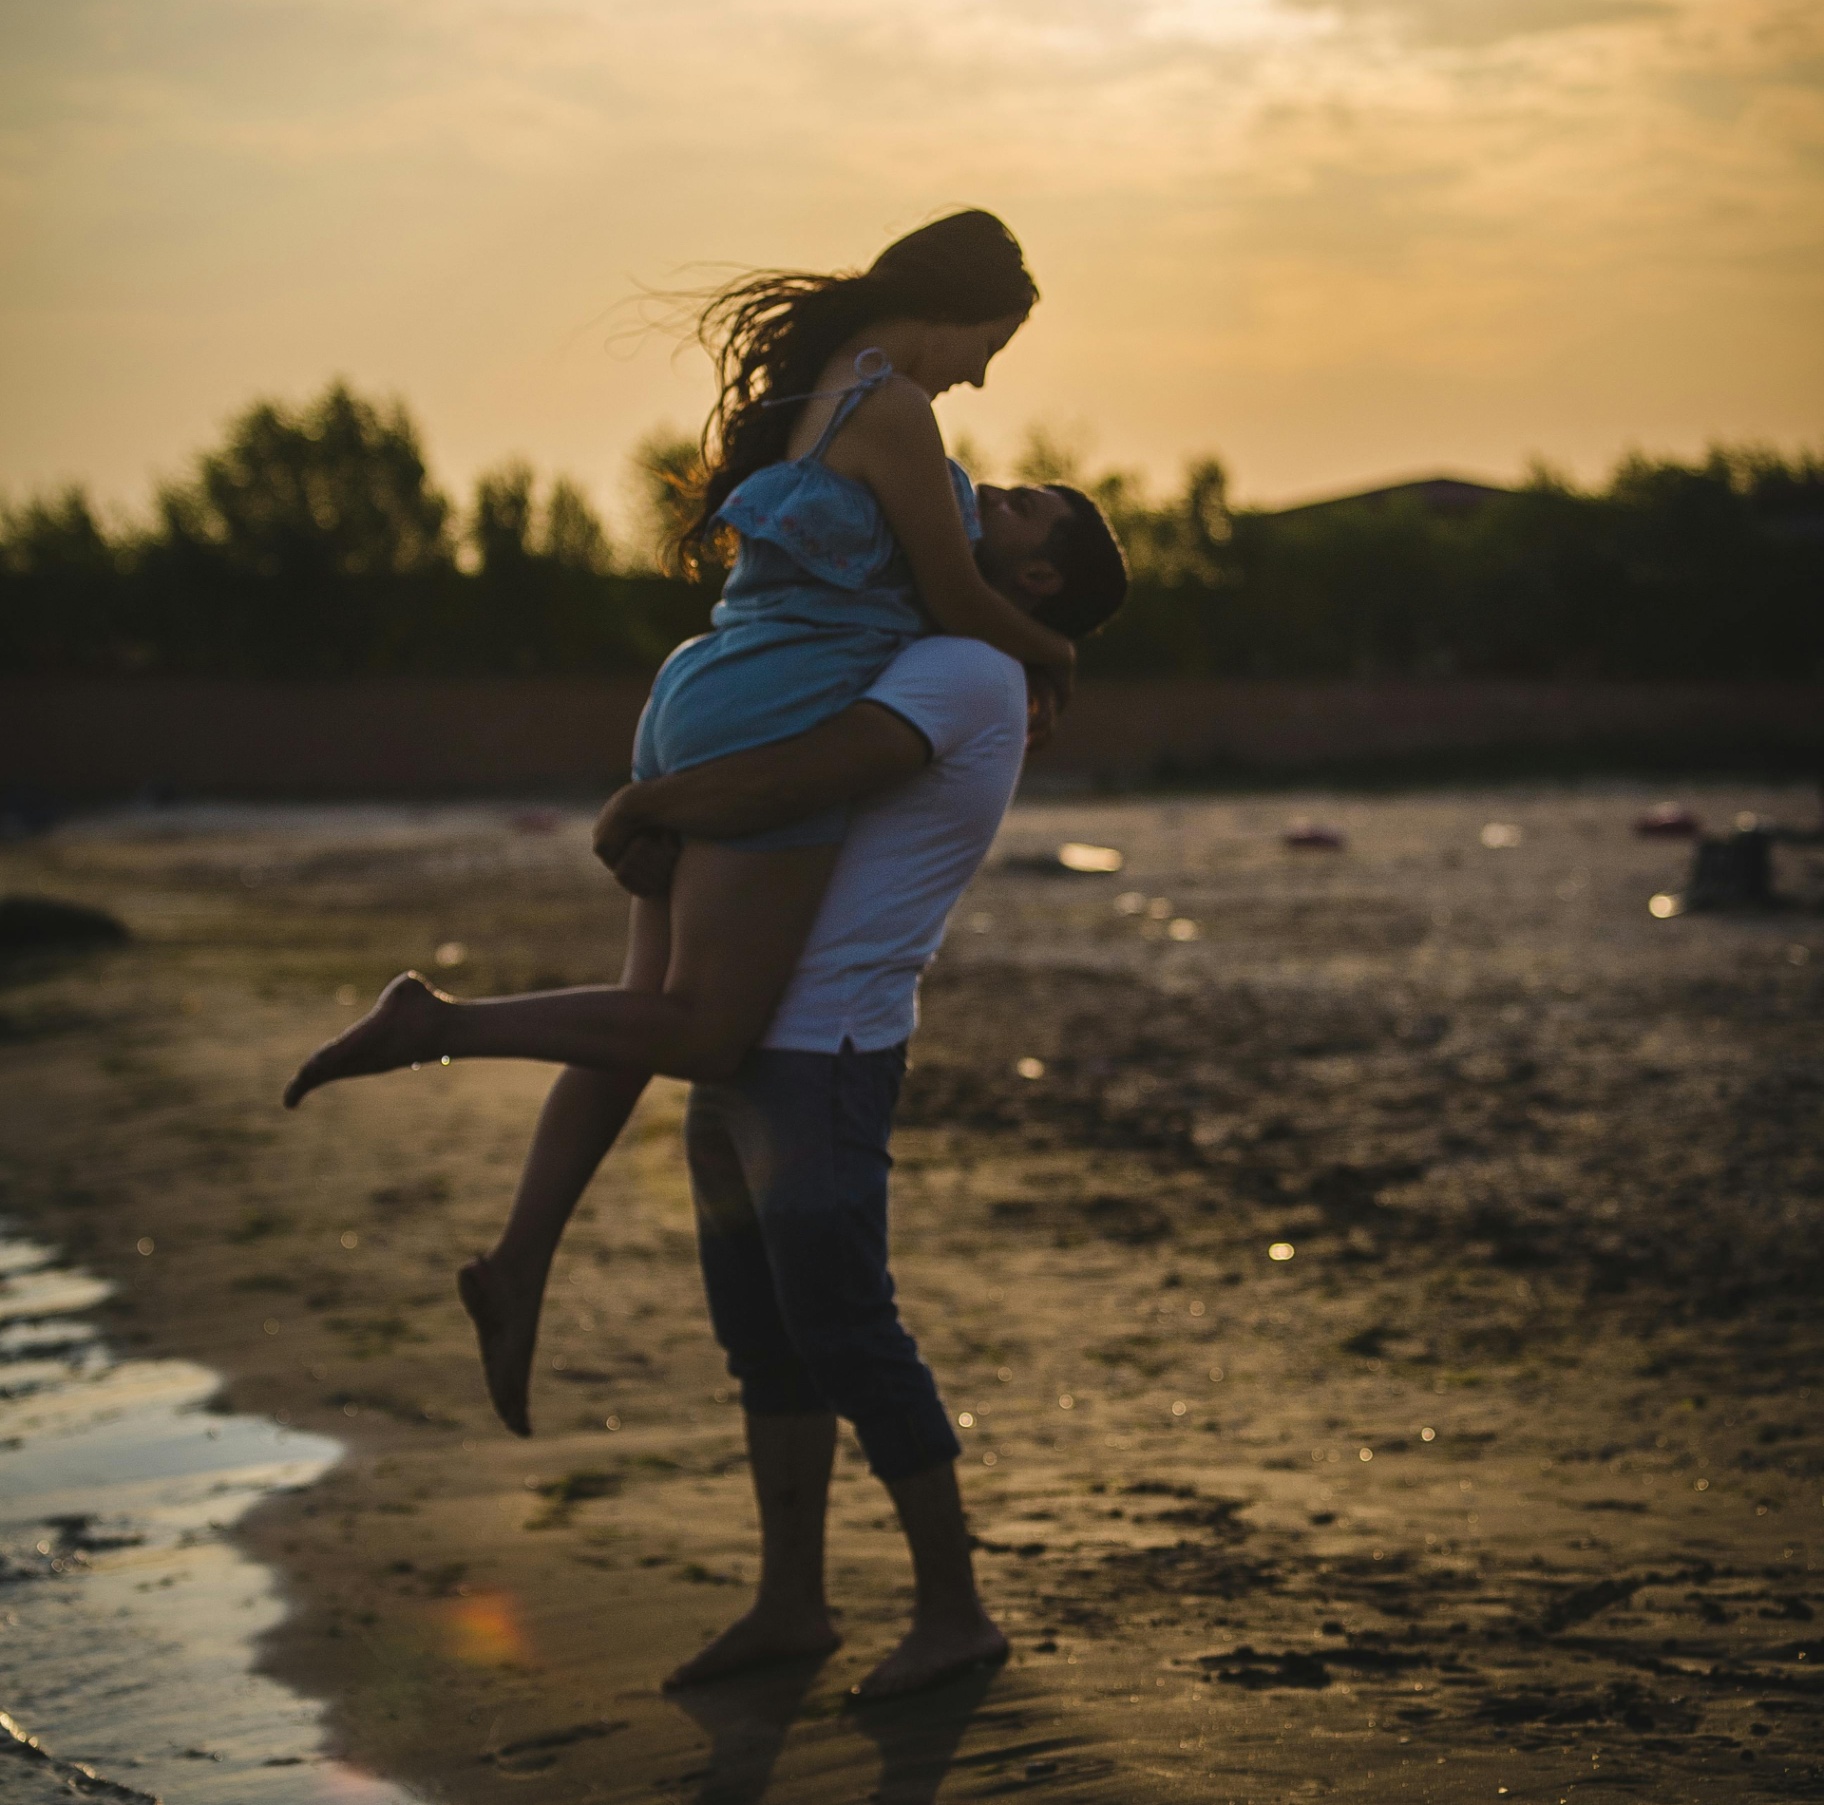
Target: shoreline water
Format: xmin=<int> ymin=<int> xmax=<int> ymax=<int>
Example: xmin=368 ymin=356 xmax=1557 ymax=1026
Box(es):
xmin=0 ymin=1231 xmax=417 ymax=1805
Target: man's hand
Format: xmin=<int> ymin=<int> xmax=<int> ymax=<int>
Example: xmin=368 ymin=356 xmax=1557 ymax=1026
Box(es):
xmin=1025 ymin=667 xmax=1062 ymax=753
xmin=1039 ymin=641 xmax=1076 ymax=712
xmin=593 ymin=786 xmax=681 ymax=896
xmin=592 ymin=705 xmax=931 ymax=856
xmin=592 ymin=783 xmax=653 ymax=873
xmin=612 ymin=827 xmax=681 ymax=898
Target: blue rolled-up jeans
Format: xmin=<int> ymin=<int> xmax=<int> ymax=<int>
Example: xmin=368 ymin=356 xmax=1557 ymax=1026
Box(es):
xmin=683 ymin=1042 xmax=961 ymax=1483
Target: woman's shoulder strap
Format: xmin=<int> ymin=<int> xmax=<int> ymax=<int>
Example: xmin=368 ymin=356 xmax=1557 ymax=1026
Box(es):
xmin=802 ymin=349 xmax=897 ymax=463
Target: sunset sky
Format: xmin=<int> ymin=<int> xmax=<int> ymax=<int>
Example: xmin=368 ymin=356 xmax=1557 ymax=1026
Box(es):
xmin=3 ymin=0 xmax=1820 ymax=536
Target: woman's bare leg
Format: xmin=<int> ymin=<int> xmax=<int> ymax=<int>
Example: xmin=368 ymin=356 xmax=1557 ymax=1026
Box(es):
xmin=303 ymin=846 xmax=833 ymax=1434
xmin=456 ymin=900 xmax=670 ymax=1435
xmin=282 ymin=842 xmax=838 ymax=1106
xmin=457 ymin=1066 xmax=649 ymax=1435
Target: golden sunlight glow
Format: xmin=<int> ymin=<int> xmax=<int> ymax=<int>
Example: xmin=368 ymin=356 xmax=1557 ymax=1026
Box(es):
xmin=1 ymin=1 xmax=1818 ymax=521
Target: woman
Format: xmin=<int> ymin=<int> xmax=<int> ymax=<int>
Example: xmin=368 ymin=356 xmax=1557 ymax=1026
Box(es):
xmin=283 ymin=210 xmax=1076 ymax=1433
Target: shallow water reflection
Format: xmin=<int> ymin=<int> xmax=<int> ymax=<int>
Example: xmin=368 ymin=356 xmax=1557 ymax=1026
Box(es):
xmin=657 ymin=1660 xmax=1097 ymax=1804
xmin=663 ymin=1654 xmax=830 ymax=1804
xmin=0 ymin=1234 xmax=417 ymax=1804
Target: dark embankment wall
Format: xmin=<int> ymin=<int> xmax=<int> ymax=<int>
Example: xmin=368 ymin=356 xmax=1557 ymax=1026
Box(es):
xmin=3 ymin=678 xmax=1820 ymax=800
xmin=1045 ymin=679 xmax=1824 ymax=784
xmin=3 ymin=678 xmax=655 ymax=800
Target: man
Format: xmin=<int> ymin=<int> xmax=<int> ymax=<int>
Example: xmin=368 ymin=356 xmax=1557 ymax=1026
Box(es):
xmin=413 ymin=482 xmax=1124 ymax=1696
xmin=281 ymin=477 xmax=1125 ymax=1691
xmin=579 ymin=482 xmax=1127 ymax=1697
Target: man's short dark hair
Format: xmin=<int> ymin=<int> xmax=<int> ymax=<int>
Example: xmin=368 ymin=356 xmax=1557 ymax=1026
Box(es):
xmin=1031 ymin=485 xmax=1127 ymax=640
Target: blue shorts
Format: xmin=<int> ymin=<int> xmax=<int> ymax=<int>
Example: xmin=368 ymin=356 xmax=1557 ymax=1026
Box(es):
xmin=632 ymin=688 xmax=846 ymax=852
xmin=629 ymin=620 xmax=919 ymax=852
xmin=683 ymin=1043 xmax=961 ymax=1483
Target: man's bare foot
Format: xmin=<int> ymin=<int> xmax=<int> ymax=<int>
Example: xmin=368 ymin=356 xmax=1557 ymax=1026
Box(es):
xmin=849 ymin=1617 xmax=1008 ymax=1701
xmin=663 ymin=1605 xmax=841 ymax=1690
xmin=282 ymin=972 xmax=451 ymax=1108
xmin=457 ymin=1252 xmax=540 ymax=1438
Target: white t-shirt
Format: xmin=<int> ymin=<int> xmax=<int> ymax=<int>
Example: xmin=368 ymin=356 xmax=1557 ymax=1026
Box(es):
xmin=761 ymin=636 xmax=1027 ymax=1054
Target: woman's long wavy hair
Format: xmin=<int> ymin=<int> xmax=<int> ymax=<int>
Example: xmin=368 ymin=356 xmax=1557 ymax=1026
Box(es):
xmin=671 ymin=210 xmax=1037 ymax=577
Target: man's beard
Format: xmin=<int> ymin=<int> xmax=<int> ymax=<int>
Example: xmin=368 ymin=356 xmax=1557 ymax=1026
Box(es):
xmin=973 ymin=542 xmax=1016 ymax=598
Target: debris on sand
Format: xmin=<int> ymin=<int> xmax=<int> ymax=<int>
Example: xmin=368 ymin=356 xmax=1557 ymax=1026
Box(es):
xmin=1200 ymin=1647 xmax=1334 ymax=1689
xmin=1634 ymin=803 xmax=1702 ymax=838
xmin=1007 ymin=842 xmax=1126 ymax=875
xmin=1195 ymin=1643 xmax=1435 ymax=1690
xmin=1677 ymin=825 xmax=1778 ymax=911
xmin=1538 ymin=1575 xmax=1643 ymax=1635
xmin=1284 ymin=820 xmax=1346 ymax=850
xmin=1058 ymin=842 xmax=1124 ymax=873
xmin=0 ymin=894 xmax=129 ymax=952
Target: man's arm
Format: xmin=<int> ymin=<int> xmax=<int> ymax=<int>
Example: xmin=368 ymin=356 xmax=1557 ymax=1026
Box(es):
xmin=593 ymin=700 xmax=932 ymax=872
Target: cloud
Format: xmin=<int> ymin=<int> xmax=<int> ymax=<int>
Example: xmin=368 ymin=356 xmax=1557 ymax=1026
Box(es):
xmin=1 ymin=0 xmax=1820 ymax=510
xmin=1281 ymin=0 xmax=1673 ymax=50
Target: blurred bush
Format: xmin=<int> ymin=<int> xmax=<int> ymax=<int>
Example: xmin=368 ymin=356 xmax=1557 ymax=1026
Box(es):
xmin=0 ymin=384 xmax=715 ymax=678
xmin=1077 ymin=444 xmax=1824 ymax=680
xmin=3 ymin=383 xmax=1819 ymax=680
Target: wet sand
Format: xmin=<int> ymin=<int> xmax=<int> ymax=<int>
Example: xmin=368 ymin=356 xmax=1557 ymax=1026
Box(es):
xmin=1 ymin=787 xmax=1820 ymax=1802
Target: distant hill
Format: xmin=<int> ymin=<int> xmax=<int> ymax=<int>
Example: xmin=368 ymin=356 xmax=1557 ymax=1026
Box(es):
xmin=1267 ymin=475 xmax=1511 ymax=519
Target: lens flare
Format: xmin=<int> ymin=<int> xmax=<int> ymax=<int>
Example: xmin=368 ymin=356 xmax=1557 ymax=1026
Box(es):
xmin=444 ymin=1590 xmax=531 ymax=1667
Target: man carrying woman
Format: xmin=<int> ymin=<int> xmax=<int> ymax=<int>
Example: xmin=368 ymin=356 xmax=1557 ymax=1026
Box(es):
xmin=284 ymin=210 xmax=1127 ymax=1694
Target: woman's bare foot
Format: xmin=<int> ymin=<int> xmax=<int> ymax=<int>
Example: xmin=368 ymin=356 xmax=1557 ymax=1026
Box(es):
xmin=663 ymin=1605 xmax=842 ymax=1690
xmin=849 ymin=1616 xmax=1008 ymax=1701
xmin=456 ymin=1252 xmax=541 ymax=1439
xmin=282 ymin=972 xmax=451 ymax=1108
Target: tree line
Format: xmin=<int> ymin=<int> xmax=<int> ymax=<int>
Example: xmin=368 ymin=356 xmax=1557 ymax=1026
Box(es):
xmin=3 ymin=381 xmax=1819 ymax=681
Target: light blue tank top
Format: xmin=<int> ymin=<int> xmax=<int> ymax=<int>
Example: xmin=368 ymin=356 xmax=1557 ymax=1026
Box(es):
xmin=710 ymin=352 xmax=980 ymax=636
xmin=631 ymin=352 xmax=981 ymax=794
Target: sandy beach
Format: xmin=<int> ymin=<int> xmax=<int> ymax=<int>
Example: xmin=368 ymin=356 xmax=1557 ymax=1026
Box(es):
xmin=2 ymin=785 xmax=1820 ymax=1803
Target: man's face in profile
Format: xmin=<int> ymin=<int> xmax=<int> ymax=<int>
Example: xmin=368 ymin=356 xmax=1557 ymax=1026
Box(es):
xmin=975 ymin=483 xmax=1071 ymax=605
